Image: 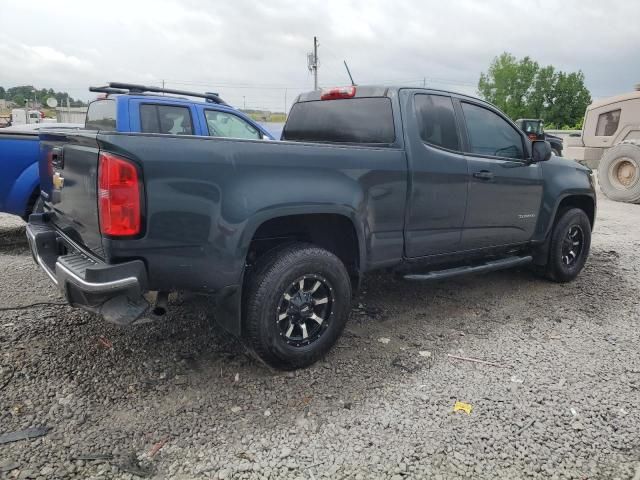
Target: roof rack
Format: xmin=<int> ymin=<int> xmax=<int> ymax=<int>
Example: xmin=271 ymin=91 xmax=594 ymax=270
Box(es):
xmin=88 ymin=82 xmax=229 ymax=106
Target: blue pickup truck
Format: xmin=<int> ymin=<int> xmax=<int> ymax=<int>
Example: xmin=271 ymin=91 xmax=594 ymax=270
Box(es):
xmin=0 ymin=123 xmax=83 ymax=219
xmin=0 ymin=83 xmax=273 ymax=220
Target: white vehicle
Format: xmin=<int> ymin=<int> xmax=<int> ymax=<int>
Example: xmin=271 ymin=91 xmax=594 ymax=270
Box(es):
xmin=565 ymin=85 xmax=640 ymax=203
xmin=10 ymin=108 xmax=44 ymax=125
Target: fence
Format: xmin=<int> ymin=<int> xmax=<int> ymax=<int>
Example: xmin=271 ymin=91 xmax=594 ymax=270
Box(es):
xmin=55 ymin=107 xmax=87 ymax=124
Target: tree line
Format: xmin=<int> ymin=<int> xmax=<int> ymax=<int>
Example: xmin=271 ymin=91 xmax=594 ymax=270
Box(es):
xmin=478 ymin=53 xmax=592 ymax=129
xmin=0 ymin=86 xmax=86 ymax=108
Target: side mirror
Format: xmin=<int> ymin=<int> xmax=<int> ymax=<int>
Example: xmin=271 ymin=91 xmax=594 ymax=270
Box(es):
xmin=532 ymin=140 xmax=552 ymax=162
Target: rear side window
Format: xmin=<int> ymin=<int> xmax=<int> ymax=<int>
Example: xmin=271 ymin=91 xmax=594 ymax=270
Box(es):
xmin=86 ymin=99 xmax=116 ymax=131
xmin=415 ymin=94 xmax=459 ymax=151
xmin=462 ymin=103 xmax=524 ymax=159
xmin=595 ymin=109 xmax=621 ymax=136
xmin=140 ymin=104 xmax=194 ymax=135
xmin=283 ymin=97 xmax=395 ymax=144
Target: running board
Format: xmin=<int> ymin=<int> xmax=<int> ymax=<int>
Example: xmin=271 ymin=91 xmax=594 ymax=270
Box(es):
xmin=403 ymin=255 xmax=532 ymax=281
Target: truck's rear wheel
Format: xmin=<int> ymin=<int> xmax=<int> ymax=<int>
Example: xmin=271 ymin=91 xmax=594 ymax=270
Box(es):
xmin=243 ymin=243 xmax=351 ymax=370
xmin=542 ymin=208 xmax=591 ymax=283
xmin=597 ymin=141 xmax=640 ymax=203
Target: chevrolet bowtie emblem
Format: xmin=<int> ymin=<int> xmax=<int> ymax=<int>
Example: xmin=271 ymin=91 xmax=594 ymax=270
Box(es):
xmin=53 ymin=172 xmax=65 ymax=189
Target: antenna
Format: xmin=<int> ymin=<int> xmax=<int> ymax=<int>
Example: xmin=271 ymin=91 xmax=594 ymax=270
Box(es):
xmin=343 ymin=60 xmax=356 ymax=86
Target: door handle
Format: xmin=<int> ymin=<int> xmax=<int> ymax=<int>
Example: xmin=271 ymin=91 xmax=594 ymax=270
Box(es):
xmin=473 ymin=170 xmax=494 ymax=180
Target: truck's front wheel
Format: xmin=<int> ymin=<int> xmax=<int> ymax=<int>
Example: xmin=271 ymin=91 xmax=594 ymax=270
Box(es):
xmin=543 ymin=208 xmax=591 ymax=283
xmin=243 ymin=243 xmax=352 ymax=370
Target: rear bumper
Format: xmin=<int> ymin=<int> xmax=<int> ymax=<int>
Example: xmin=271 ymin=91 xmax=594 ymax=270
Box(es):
xmin=26 ymin=215 xmax=150 ymax=324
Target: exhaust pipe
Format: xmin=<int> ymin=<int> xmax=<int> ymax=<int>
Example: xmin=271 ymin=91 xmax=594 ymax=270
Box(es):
xmin=152 ymin=291 xmax=169 ymax=316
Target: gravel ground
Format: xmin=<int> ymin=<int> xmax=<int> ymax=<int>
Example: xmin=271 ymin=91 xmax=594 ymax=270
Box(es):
xmin=1 ymin=194 xmax=639 ymax=480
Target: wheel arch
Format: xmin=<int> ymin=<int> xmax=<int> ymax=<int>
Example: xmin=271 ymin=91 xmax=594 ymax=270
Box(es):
xmin=213 ymin=207 xmax=366 ymax=338
xmin=241 ymin=207 xmax=366 ymax=282
xmin=5 ymin=161 xmax=39 ymax=218
xmin=555 ymin=194 xmax=595 ymax=228
xmin=533 ymin=193 xmax=595 ymax=266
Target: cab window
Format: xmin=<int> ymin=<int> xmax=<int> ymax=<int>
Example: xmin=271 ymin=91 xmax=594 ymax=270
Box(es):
xmin=462 ymin=103 xmax=524 ymax=159
xmin=86 ymin=99 xmax=116 ymax=131
xmin=205 ymin=111 xmax=262 ymax=139
xmin=414 ymin=94 xmax=460 ymax=151
xmin=140 ymin=104 xmax=194 ymax=135
xmin=595 ymin=109 xmax=621 ymax=136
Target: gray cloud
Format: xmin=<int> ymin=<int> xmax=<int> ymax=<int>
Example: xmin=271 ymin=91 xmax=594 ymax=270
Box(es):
xmin=1 ymin=0 xmax=638 ymax=110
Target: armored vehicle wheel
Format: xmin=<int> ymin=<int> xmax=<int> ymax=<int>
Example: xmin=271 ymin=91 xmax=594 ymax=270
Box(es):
xmin=598 ymin=141 xmax=640 ymax=203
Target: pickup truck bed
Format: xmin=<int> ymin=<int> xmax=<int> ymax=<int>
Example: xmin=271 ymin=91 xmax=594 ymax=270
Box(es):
xmin=28 ymin=84 xmax=596 ymax=370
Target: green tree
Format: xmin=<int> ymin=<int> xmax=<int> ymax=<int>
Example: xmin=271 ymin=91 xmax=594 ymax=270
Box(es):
xmin=529 ymin=65 xmax=555 ymax=118
xmin=478 ymin=52 xmax=592 ymax=128
xmin=12 ymin=94 xmax=25 ymax=106
xmin=546 ymin=71 xmax=591 ymax=128
xmin=0 ymin=87 xmax=5 ymax=99
xmin=1 ymin=85 xmax=87 ymax=107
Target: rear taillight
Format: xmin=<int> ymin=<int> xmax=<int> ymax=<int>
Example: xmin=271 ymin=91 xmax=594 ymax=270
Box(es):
xmin=98 ymin=152 xmax=141 ymax=236
xmin=320 ymin=86 xmax=356 ymax=100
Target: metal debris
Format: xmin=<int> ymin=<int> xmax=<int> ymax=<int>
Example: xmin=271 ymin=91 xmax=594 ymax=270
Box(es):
xmin=0 ymin=427 xmax=50 ymax=445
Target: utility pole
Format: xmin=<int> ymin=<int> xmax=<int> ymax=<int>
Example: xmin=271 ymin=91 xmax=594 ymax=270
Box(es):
xmin=284 ymin=88 xmax=288 ymax=115
xmin=243 ymin=96 xmax=246 ymax=109
xmin=313 ymin=36 xmax=318 ymax=90
xmin=308 ymin=36 xmax=319 ymax=90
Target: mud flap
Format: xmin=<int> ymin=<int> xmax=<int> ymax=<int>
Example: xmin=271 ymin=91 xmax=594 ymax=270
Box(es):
xmin=212 ymin=285 xmax=242 ymax=337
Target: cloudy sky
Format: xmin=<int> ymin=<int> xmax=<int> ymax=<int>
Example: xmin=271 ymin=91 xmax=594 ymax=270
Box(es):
xmin=1 ymin=0 xmax=638 ymax=111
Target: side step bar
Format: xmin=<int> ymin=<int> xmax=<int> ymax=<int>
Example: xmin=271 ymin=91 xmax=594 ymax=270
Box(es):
xmin=403 ymin=255 xmax=532 ymax=281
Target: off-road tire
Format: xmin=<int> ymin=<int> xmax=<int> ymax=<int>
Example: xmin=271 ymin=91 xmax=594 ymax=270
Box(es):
xmin=543 ymin=208 xmax=591 ymax=283
xmin=551 ymin=148 xmax=561 ymax=157
xmin=243 ymin=243 xmax=352 ymax=370
xmin=597 ymin=141 xmax=640 ymax=203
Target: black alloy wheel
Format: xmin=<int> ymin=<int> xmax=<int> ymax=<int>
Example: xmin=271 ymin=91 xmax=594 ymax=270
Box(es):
xmin=276 ymin=274 xmax=334 ymax=347
xmin=561 ymin=225 xmax=584 ymax=267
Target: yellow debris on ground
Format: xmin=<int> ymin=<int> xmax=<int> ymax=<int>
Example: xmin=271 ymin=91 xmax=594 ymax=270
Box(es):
xmin=453 ymin=401 xmax=473 ymax=415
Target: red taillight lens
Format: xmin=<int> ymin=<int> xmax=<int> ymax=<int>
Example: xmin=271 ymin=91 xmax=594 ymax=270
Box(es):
xmin=98 ymin=152 xmax=141 ymax=236
xmin=320 ymin=86 xmax=356 ymax=100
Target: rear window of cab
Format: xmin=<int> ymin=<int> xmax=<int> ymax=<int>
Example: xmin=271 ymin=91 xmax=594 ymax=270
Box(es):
xmin=283 ymin=97 xmax=395 ymax=144
xmin=85 ymin=99 xmax=116 ymax=131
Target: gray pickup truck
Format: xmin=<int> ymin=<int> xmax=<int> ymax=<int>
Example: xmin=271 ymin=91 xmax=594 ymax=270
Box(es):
xmin=27 ymin=84 xmax=596 ymax=369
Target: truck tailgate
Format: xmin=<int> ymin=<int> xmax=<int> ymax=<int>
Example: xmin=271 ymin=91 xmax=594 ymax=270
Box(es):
xmin=39 ymin=131 xmax=104 ymax=257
